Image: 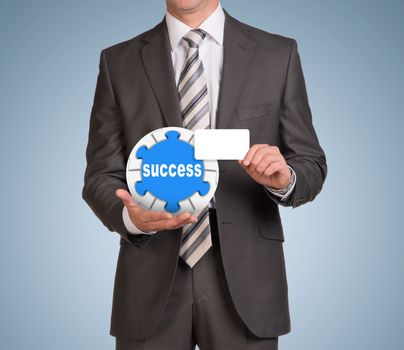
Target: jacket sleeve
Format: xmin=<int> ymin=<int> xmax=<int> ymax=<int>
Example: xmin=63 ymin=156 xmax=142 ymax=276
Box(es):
xmin=265 ymin=39 xmax=327 ymax=208
xmin=82 ymin=49 xmax=152 ymax=247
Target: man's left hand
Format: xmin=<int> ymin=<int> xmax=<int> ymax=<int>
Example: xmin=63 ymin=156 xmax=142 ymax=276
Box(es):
xmin=238 ymin=144 xmax=292 ymax=189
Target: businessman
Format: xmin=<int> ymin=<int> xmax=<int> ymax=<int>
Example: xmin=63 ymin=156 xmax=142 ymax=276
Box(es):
xmin=82 ymin=1 xmax=327 ymax=349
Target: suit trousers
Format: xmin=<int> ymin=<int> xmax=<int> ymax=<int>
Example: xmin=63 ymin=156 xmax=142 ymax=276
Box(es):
xmin=115 ymin=209 xmax=279 ymax=350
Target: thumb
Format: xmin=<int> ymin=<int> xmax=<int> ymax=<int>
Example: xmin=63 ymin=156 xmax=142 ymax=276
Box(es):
xmin=238 ymin=159 xmax=249 ymax=172
xmin=115 ymin=189 xmax=138 ymax=209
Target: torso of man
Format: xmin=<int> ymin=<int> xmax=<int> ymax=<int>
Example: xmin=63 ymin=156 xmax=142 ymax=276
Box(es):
xmin=82 ymin=0 xmax=327 ymax=343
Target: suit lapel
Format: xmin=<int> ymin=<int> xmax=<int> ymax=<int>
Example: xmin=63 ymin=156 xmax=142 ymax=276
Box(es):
xmin=140 ymin=11 xmax=256 ymax=130
xmin=140 ymin=18 xmax=183 ymax=127
xmin=216 ymin=10 xmax=256 ymax=129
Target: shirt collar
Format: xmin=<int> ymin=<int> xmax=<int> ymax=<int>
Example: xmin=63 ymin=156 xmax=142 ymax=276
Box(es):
xmin=165 ymin=2 xmax=225 ymax=50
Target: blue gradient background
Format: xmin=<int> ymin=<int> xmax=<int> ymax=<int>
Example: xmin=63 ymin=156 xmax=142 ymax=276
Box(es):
xmin=1 ymin=1 xmax=403 ymax=349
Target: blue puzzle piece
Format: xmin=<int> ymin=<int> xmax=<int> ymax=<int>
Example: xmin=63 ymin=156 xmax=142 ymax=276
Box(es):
xmin=135 ymin=130 xmax=210 ymax=213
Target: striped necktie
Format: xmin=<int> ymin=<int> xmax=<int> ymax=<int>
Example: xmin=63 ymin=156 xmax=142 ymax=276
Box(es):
xmin=178 ymin=28 xmax=212 ymax=268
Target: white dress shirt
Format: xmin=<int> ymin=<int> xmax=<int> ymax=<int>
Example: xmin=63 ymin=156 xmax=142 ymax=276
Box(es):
xmin=123 ymin=2 xmax=296 ymax=234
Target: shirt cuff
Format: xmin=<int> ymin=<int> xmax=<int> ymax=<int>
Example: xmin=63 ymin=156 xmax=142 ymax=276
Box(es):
xmin=122 ymin=206 xmax=156 ymax=235
xmin=264 ymin=165 xmax=296 ymax=202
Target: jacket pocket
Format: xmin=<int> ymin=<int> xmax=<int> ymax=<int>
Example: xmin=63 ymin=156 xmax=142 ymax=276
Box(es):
xmin=237 ymin=101 xmax=280 ymax=121
xmin=258 ymin=215 xmax=285 ymax=242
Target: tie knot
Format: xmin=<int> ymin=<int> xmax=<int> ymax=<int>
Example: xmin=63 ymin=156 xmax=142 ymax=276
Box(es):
xmin=183 ymin=29 xmax=207 ymax=48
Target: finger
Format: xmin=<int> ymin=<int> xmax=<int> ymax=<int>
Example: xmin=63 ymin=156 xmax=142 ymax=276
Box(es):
xmin=248 ymin=146 xmax=273 ymax=171
xmin=170 ymin=217 xmax=197 ymax=230
xmin=263 ymin=161 xmax=283 ymax=178
xmin=149 ymin=214 xmax=197 ymax=231
xmin=241 ymin=144 xmax=267 ymax=166
xmin=115 ymin=189 xmax=138 ymax=209
xmin=140 ymin=217 xmax=182 ymax=232
xmin=138 ymin=209 xmax=196 ymax=225
xmin=269 ymin=145 xmax=281 ymax=155
xmin=255 ymin=154 xmax=281 ymax=175
xmin=138 ymin=209 xmax=174 ymax=223
xmin=166 ymin=212 xmax=197 ymax=229
xmin=142 ymin=218 xmax=178 ymax=232
xmin=175 ymin=212 xmax=191 ymax=220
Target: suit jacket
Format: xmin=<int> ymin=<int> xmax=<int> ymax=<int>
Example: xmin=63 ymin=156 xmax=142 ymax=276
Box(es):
xmin=82 ymin=9 xmax=327 ymax=341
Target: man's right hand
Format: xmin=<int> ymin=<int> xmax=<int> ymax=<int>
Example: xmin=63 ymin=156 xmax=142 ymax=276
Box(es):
xmin=115 ymin=189 xmax=197 ymax=233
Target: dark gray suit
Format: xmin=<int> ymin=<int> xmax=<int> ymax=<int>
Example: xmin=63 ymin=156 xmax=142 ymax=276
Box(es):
xmin=82 ymin=8 xmax=327 ymax=343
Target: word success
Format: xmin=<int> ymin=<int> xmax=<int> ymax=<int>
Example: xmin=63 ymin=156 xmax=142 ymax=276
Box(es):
xmin=142 ymin=163 xmax=202 ymax=178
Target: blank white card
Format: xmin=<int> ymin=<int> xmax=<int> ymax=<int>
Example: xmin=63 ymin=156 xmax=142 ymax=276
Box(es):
xmin=194 ymin=129 xmax=250 ymax=160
